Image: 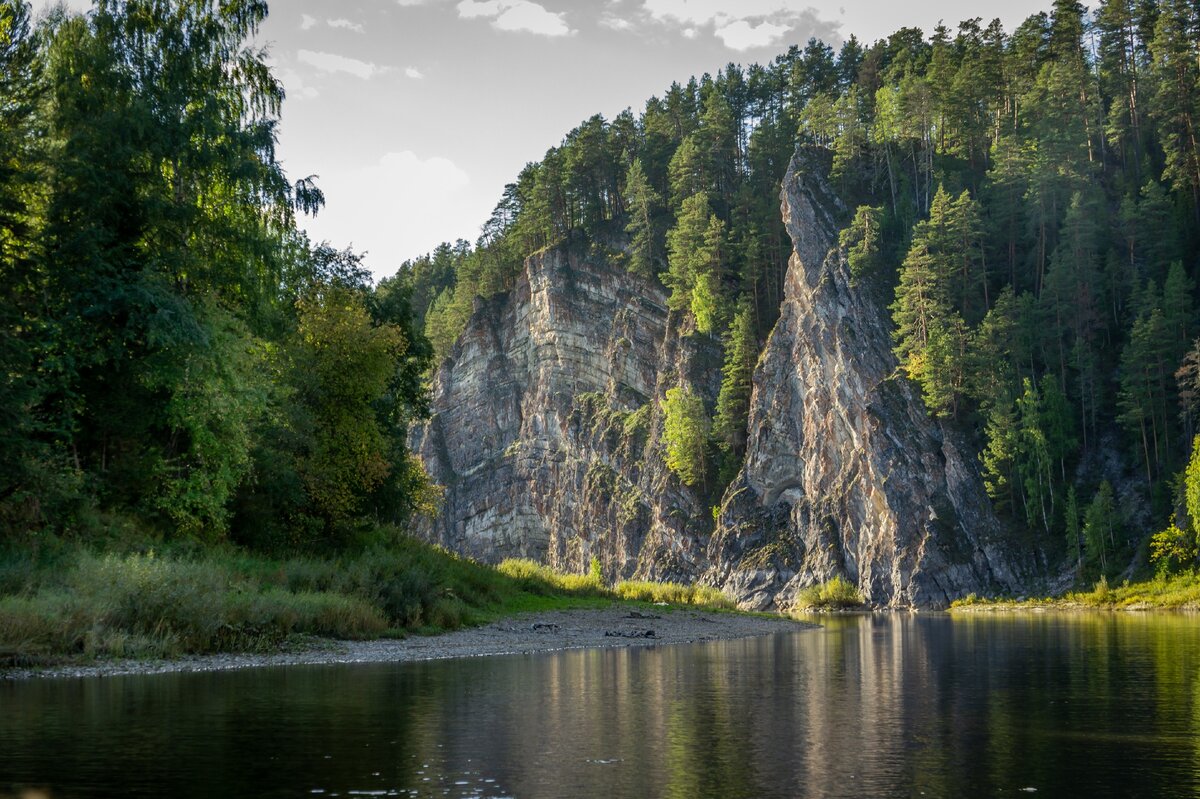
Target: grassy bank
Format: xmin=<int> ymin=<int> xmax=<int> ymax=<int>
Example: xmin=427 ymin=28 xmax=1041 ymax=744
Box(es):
xmin=951 ymin=571 xmax=1200 ymax=611
xmin=0 ymin=537 xmax=735 ymax=667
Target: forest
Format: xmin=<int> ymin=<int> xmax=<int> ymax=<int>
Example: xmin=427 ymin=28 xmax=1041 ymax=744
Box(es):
xmin=402 ymin=0 xmax=1200 ymax=581
xmin=3 ymin=0 xmax=1200 ymax=583
xmin=0 ymin=0 xmax=435 ymax=553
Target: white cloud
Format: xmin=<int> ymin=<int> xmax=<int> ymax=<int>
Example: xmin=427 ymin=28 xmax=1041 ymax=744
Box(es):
xmin=599 ymin=15 xmax=633 ymax=31
xmin=405 ymin=66 xmax=425 ymax=79
xmin=302 ymin=151 xmax=477 ymax=278
xmin=297 ymin=50 xmax=390 ymax=80
xmin=300 ymin=13 xmax=317 ymax=30
xmin=715 ymin=18 xmax=790 ymax=50
xmin=456 ymin=0 xmax=571 ymax=37
xmin=327 ymin=18 xmax=366 ymax=33
xmin=637 ymin=0 xmax=839 ymax=50
xmin=278 ymin=66 xmax=320 ymax=100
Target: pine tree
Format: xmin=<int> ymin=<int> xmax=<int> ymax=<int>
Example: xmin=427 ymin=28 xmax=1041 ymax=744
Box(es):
xmin=839 ymin=205 xmax=884 ymax=283
xmin=1083 ymin=481 xmax=1119 ymax=575
xmin=1149 ymin=0 xmax=1200 ymax=216
xmin=713 ymin=303 xmax=757 ymax=482
xmin=624 ymin=158 xmax=661 ymax=279
xmin=691 ymin=214 xmax=726 ymax=335
xmin=982 ymin=398 xmax=1021 ymax=513
xmin=663 ymin=192 xmax=710 ymax=312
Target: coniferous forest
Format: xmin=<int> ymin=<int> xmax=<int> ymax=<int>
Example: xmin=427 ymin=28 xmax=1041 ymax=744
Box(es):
xmin=407 ymin=0 xmax=1200 ymax=581
xmin=3 ymin=0 xmax=1200 ymax=586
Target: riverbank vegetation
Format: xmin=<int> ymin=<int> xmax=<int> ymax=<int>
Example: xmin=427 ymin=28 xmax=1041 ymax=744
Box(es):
xmin=792 ymin=577 xmax=866 ymax=611
xmin=0 ymin=537 xmax=737 ymax=667
xmin=953 ymin=571 xmax=1200 ymax=610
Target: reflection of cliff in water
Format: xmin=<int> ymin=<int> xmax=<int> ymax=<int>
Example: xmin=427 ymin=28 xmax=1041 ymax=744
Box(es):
xmin=3 ymin=614 xmax=1200 ymax=798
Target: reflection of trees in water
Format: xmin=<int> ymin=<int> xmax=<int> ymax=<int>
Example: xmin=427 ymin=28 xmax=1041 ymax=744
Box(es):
xmin=4 ymin=615 xmax=1200 ymax=798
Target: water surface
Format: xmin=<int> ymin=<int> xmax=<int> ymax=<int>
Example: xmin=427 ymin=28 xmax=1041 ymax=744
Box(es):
xmin=3 ymin=613 xmax=1199 ymax=798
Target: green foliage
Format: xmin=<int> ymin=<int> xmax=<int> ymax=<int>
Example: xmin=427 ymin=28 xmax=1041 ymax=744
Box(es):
xmin=1149 ymin=525 xmax=1198 ymax=575
xmin=792 ymin=576 xmax=864 ymax=610
xmin=6 ymin=0 xmax=1200 ymax=582
xmin=0 ymin=535 xmax=735 ymax=663
xmin=624 ymin=157 xmax=662 ymax=278
xmin=496 ymin=558 xmax=606 ymax=595
xmin=661 ymin=386 xmax=711 ymax=487
xmin=292 ymin=286 xmax=407 ymax=525
xmin=713 ymin=302 xmax=757 ymax=484
xmin=0 ymin=1 xmax=432 ymax=547
xmin=1083 ymin=481 xmax=1120 ymax=576
xmin=840 ymin=205 xmax=885 ymax=282
xmin=950 ymin=571 xmax=1200 ymax=609
xmin=613 ymin=580 xmax=735 ymax=608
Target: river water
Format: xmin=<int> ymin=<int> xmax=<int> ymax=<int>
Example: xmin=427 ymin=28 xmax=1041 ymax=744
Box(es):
xmin=3 ymin=613 xmax=1199 ymax=798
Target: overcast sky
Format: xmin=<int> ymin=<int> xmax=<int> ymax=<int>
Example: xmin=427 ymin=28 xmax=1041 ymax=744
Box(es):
xmin=38 ymin=0 xmax=1052 ymax=279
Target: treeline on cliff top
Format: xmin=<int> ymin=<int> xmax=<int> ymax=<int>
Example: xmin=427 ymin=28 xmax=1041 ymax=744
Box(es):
xmin=0 ymin=0 xmax=437 ymax=551
xmin=4 ymin=0 xmax=1200 ymax=585
xmin=401 ymin=0 xmax=1200 ymax=581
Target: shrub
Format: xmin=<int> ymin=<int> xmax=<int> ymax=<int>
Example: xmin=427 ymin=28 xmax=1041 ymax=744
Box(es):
xmin=613 ymin=580 xmax=735 ymax=609
xmin=793 ymin=576 xmax=864 ymax=610
xmin=497 ymin=558 xmax=605 ymax=596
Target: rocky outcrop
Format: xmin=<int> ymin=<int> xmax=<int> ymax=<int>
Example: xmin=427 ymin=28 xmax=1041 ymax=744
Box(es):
xmin=704 ymin=153 xmax=1029 ymax=610
xmin=412 ymin=149 xmax=1035 ymax=610
xmin=410 ymin=245 xmax=721 ymax=583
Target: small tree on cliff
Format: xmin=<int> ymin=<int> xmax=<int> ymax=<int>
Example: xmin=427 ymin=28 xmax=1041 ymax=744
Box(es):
xmin=662 ymin=386 xmax=710 ymax=488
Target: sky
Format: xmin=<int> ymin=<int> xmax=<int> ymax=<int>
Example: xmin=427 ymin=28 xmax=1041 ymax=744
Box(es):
xmin=36 ymin=0 xmax=1052 ymax=280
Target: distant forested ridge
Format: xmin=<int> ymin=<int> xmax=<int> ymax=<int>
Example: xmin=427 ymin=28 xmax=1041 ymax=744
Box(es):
xmin=400 ymin=0 xmax=1200 ymax=581
xmin=0 ymin=0 xmax=434 ymax=550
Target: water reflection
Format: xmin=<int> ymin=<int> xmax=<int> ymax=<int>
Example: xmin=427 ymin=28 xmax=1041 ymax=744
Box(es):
xmin=2 ymin=613 xmax=1199 ymax=798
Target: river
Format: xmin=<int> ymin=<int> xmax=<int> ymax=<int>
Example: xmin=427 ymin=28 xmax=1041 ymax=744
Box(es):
xmin=3 ymin=612 xmax=1199 ymax=798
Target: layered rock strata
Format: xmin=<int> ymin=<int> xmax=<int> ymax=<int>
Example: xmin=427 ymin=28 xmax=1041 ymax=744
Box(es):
xmin=412 ymin=150 xmax=1032 ymax=609
xmin=410 ymin=245 xmax=720 ymax=583
xmin=704 ymin=154 xmax=1027 ymax=609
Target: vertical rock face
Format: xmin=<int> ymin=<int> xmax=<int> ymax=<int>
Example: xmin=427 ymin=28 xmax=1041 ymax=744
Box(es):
xmin=410 ymin=245 xmax=721 ymax=582
xmin=704 ymin=153 xmax=1029 ymax=610
xmin=412 ymin=149 xmax=1035 ymax=609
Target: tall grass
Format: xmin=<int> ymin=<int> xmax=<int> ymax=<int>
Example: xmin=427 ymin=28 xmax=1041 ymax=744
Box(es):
xmin=0 ymin=539 xmax=738 ymax=665
xmin=613 ymin=580 xmax=736 ymax=608
xmin=1068 ymin=571 xmax=1200 ymax=608
xmin=792 ymin=576 xmax=864 ymax=611
xmin=950 ymin=570 xmax=1200 ymax=610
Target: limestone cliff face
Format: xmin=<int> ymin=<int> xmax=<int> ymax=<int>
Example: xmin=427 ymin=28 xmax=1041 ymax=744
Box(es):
xmin=410 ymin=245 xmax=720 ymax=583
xmin=412 ymin=149 xmax=1034 ymax=609
xmin=704 ymin=154 xmax=1028 ymax=610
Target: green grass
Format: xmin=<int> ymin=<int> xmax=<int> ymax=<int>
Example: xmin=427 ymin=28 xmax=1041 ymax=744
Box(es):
xmin=0 ymin=536 xmax=738 ymax=666
xmin=613 ymin=579 xmax=736 ymax=609
xmin=791 ymin=576 xmax=865 ymax=611
xmin=950 ymin=571 xmax=1200 ymax=611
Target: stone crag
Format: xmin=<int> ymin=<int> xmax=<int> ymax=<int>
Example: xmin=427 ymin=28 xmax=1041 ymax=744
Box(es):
xmin=703 ymin=154 xmax=1031 ymax=610
xmin=411 ymin=150 xmax=1036 ymax=610
xmin=409 ymin=242 xmax=721 ymax=584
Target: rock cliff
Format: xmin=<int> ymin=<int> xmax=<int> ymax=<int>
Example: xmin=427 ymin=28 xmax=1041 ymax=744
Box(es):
xmin=411 ymin=150 xmax=1033 ymax=609
xmin=704 ymin=154 xmax=1029 ymax=610
xmin=409 ymin=243 xmax=721 ymax=583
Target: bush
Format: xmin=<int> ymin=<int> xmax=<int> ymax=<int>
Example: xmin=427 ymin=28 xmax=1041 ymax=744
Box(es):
xmin=793 ymin=576 xmax=864 ymax=610
xmin=613 ymin=580 xmax=735 ymax=608
xmin=497 ymin=558 xmax=606 ymax=596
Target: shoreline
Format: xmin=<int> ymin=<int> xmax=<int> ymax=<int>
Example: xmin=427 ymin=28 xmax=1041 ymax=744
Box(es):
xmin=2 ymin=606 xmax=815 ymax=681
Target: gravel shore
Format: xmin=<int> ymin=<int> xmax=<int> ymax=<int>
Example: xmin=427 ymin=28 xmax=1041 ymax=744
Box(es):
xmin=2 ymin=606 xmax=815 ymax=681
